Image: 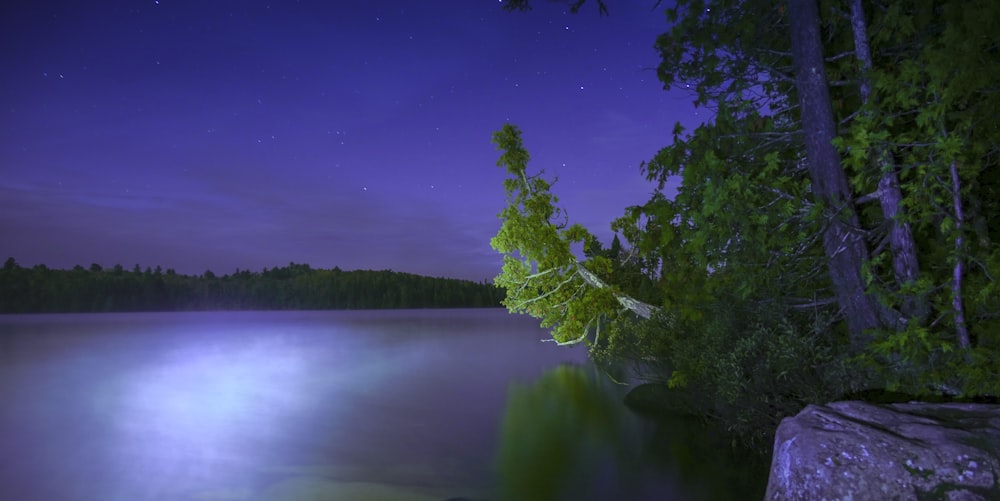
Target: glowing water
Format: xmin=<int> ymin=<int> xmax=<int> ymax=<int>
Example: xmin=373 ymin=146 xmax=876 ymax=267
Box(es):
xmin=0 ymin=309 xmax=765 ymax=500
xmin=0 ymin=310 xmax=586 ymax=500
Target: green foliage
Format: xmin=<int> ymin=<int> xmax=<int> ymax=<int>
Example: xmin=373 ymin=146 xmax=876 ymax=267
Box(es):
xmin=692 ymin=307 xmax=857 ymax=452
xmin=492 ymin=0 xmax=1000 ymax=452
xmin=860 ymin=320 xmax=1000 ymax=399
xmin=597 ymin=297 xmax=859 ymax=453
xmin=0 ymin=259 xmax=504 ymax=312
xmin=617 ymin=107 xmax=827 ymax=320
xmin=837 ymin=0 xmax=1000 ymax=346
xmin=491 ymin=124 xmax=628 ymax=345
xmin=622 ymin=0 xmax=997 ymax=400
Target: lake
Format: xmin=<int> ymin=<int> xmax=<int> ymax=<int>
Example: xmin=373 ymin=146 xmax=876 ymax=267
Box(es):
xmin=0 ymin=309 xmax=766 ymax=500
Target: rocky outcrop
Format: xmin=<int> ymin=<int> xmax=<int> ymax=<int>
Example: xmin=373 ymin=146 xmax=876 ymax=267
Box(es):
xmin=765 ymin=400 xmax=1000 ymax=500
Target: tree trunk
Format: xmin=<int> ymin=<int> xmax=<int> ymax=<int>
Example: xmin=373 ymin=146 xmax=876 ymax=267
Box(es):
xmin=848 ymin=0 xmax=925 ymax=325
xmin=787 ymin=0 xmax=885 ymax=349
xmin=949 ymin=160 xmax=971 ymax=349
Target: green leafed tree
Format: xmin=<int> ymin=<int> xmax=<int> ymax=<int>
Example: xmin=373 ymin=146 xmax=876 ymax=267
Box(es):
xmin=490 ymin=124 xmax=659 ymax=346
xmin=491 ymin=0 xmax=1000 ymax=419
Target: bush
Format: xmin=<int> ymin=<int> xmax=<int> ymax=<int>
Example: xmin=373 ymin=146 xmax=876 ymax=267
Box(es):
xmin=596 ymin=299 xmax=864 ymax=453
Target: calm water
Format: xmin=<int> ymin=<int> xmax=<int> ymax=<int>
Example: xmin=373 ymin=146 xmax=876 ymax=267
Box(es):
xmin=0 ymin=309 xmax=764 ymax=500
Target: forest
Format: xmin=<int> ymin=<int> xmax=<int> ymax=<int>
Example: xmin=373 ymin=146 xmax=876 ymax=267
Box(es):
xmin=0 ymin=258 xmax=504 ymax=313
xmin=496 ymin=0 xmax=1000 ymax=451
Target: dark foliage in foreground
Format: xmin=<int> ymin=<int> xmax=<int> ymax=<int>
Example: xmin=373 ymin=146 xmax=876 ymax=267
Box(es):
xmin=0 ymin=258 xmax=505 ymax=313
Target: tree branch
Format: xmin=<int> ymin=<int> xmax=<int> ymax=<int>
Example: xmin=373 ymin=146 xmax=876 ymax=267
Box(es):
xmin=574 ymin=263 xmax=658 ymax=319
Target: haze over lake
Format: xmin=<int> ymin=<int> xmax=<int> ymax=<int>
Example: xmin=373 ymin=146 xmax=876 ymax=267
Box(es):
xmin=0 ymin=309 xmax=763 ymax=500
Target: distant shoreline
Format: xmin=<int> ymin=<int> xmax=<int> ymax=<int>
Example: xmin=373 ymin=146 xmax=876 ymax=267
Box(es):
xmin=1 ymin=259 xmax=506 ymax=314
xmin=0 ymin=306 xmax=507 ymax=315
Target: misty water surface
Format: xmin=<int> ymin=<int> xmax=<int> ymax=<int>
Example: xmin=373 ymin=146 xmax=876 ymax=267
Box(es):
xmin=0 ymin=309 xmax=764 ymax=500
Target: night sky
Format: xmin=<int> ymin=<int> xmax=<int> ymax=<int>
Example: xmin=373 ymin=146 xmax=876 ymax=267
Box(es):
xmin=2 ymin=0 xmax=695 ymax=281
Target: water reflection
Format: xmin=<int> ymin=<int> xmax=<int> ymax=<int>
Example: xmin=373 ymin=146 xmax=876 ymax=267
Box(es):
xmin=497 ymin=365 xmax=768 ymax=501
xmin=498 ymin=365 xmax=666 ymax=500
xmin=107 ymin=335 xmax=315 ymax=495
xmin=0 ymin=310 xmax=589 ymax=500
xmin=0 ymin=311 xmax=764 ymax=501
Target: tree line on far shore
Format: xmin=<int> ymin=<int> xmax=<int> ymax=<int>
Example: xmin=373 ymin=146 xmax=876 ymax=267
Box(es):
xmin=0 ymin=258 xmax=505 ymax=313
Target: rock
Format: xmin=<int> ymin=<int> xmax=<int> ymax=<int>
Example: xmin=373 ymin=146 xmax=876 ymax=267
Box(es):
xmin=765 ymin=400 xmax=1000 ymax=500
xmin=623 ymin=383 xmax=700 ymax=418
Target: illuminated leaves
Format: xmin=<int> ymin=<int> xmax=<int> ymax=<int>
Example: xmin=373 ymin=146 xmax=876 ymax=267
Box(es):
xmin=490 ymin=124 xmax=624 ymax=345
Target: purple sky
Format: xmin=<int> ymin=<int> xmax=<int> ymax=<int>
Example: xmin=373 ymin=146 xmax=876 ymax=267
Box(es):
xmin=1 ymin=1 xmax=694 ymax=281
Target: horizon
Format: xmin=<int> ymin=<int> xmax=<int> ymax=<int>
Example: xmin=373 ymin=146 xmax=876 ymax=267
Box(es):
xmin=1 ymin=256 xmax=502 ymax=284
xmin=1 ymin=1 xmax=693 ymax=282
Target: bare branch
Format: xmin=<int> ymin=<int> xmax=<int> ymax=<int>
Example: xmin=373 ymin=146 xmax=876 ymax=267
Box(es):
xmin=825 ymin=50 xmax=856 ymax=62
xmin=509 ymin=267 xmax=578 ymax=310
xmin=575 ymin=263 xmax=658 ymax=319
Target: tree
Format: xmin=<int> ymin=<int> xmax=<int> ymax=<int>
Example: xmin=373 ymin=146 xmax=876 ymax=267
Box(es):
xmin=491 ymin=0 xmax=999 ymax=405
xmin=787 ymin=0 xmax=889 ymax=346
xmin=842 ymin=0 xmax=1000 ymax=390
xmin=490 ymin=124 xmax=658 ymax=346
xmin=0 ymin=261 xmax=504 ymax=313
xmin=495 ymin=0 xmax=881 ymax=339
xmin=845 ymin=0 xmax=924 ymax=323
